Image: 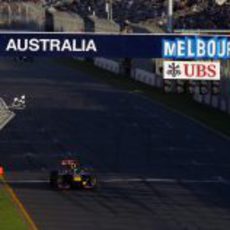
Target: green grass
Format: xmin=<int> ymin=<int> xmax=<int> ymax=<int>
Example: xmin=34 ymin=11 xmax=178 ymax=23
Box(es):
xmin=0 ymin=180 xmax=27 ymax=230
xmin=56 ymin=58 xmax=230 ymax=138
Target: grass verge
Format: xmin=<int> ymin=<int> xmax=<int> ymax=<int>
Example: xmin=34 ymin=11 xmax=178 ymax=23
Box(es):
xmin=57 ymin=58 xmax=230 ymax=138
xmin=0 ymin=177 xmax=27 ymax=230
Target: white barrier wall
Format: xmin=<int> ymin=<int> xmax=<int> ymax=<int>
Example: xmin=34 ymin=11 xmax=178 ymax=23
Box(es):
xmin=131 ymin=68 xmax=154 ymax=85
xmin=220 ymin=98 xmax=227 ymax=112
xmin=94 ymin=59 xmax=164 ymax=88
xmin=93 ymin=58 xmax=163 ymax=88
xmin=193 ymin=93 xmax=230 ymax=114
xmin=211 ymin=96 xmax=219 ymax=108
xmin=192 ymin=61 xmax=230 ymax=114
xmin=228 ymin=100 xmax=230 ymax=114
xmin=94 ymin=58 xmax=120 ymax=74
xmin=193 ymin=94 xmax=203 ymax=103
xmin=131 ymin=68 xmax=163 ymax=88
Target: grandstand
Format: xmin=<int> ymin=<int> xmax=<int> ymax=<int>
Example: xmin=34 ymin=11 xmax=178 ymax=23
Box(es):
xmin=2 ymin=0 xmax=228 ymax=31
xmin=50 ymin=0 xmax=230 ymax=31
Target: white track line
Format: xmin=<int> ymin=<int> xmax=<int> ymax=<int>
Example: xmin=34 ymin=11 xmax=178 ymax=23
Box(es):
xmin=2 ymin=177 xmax=228 ymax=184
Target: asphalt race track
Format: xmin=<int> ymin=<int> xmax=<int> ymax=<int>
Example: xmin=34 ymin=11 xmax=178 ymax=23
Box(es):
xmin=0 ymin=57 xmax=230 ymax=230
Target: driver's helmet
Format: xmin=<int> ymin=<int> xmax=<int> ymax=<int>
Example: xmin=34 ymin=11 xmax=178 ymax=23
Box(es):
xmin=70 ymin=160 xmax=80 ymax=169
xmin=61 ymin=159 xmax=80 ymax=169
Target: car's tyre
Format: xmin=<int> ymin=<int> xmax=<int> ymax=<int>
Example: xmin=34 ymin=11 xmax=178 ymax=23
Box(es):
xmin=61 ymin=174 xmax=72 ymax=189
xmin=49 ymin=170 xmax=59 ymax=189
xmin=81 ymin=175 xmax=97 ymax=190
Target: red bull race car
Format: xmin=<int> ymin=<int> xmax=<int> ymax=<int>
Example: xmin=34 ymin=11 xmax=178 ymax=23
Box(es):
xmin=49 ymin=159 xmax=97 ymax=190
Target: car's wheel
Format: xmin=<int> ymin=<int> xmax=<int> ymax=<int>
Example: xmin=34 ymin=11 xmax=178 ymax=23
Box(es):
xmin=81 ymin=176 xmax=97 ymax=189
xmin=49 ymin=170 xmax=59 ymax=189
xmin=61 ymin=174 xmax=72 ymax=189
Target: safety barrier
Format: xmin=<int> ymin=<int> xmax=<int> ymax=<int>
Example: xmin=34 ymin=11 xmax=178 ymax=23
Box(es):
xmin=220 ymin=98 xmax=227 ymax=112
xmin=193 ymin=93 xmax=230 ymax=114
xmin=131 ymin=68 xmax=163 ymax=88
xmin=193 ymin=93 xmax=203 ymax=103
xmin=204 ymin=94 xmax=211 ymax=105
xmin=94 ymin=58 xmax=120 ymax=74
xmin=211 ymin=95 xmax=219 ymax=109
xmin=94 ymin=59 xmax=164 ymax=89
xmin=228 ymin=100 xmax=230 ymax=114
xmin=73 ymin=57 xmax=85 ymax=61
xmin=131 ymin=68 xmax=155 ymax=85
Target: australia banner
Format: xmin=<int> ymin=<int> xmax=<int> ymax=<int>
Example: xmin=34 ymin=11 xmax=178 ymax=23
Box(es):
xmin=0 ymin=32 xmax=230 ymax=58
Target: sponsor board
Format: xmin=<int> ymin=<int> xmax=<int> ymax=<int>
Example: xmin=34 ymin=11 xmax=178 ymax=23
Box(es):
xmin=163 ymin=61 xmax=220 ymax=80
xmin=0 ymin=33 xmax=230 ymax=58
xmin=162 ymin=38 xmax=230 ymax=59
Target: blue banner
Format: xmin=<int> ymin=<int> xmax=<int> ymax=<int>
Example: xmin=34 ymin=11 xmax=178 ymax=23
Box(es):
xmin=0 ymin=32 xmax=230 ymax=59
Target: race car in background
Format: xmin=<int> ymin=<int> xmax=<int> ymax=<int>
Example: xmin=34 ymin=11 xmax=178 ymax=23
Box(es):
xmin=49 ymin=159 xmax=97 ymax=190
xmin=13 ymin=56 xmax=34 ymax=63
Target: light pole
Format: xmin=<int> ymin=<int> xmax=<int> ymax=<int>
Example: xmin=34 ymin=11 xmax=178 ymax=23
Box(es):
xmin=109 ymin=0 xmax=113 ymax=21
xmin=167 ymin=0 xmax=173 ymax=32
xmin=105 ymin=0 xmax=113 ymax=21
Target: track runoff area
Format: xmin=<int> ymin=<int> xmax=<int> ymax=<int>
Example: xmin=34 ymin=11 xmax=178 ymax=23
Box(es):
xmin=0 ymin=33 xmax=229 ymax=230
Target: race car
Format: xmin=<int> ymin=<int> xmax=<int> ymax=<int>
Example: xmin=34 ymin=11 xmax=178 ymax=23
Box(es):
xmin=49 ymin=159 xmax=97 ymax=190
xmin=13 ymin=56 xmax=34 ymax=63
